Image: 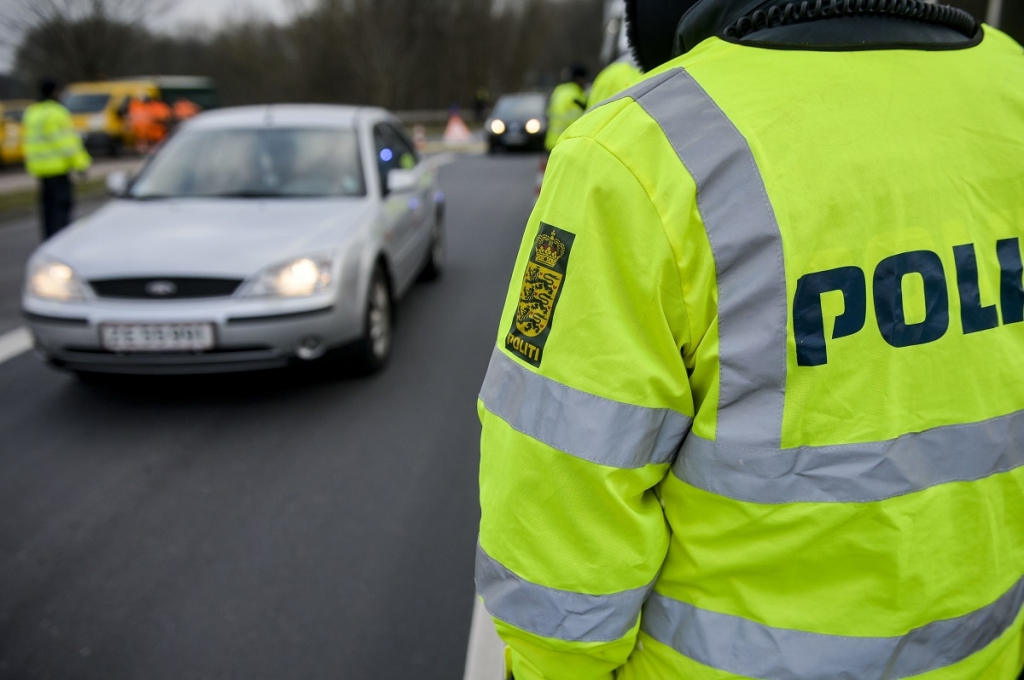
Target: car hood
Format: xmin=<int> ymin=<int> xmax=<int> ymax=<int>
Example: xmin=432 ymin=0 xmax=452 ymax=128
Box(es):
xmin=40 ymin=198 xmax=375 ymax=279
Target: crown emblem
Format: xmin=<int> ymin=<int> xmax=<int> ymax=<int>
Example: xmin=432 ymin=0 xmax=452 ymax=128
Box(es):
xmin=534 ymin=230 xmax=566 ymax=268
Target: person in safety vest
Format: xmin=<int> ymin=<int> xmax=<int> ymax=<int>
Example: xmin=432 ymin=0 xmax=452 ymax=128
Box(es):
xmin=172 ymin=98 xmax=201 ymax=128
xmin=477 ymin=0 xmax=1024 ymax=678
xmin=544 ymin=65 xmax=589 ymax=151
xmin=128 ymin=96 xmax=153 ymax=153
xmin=23 ymin=79 xmax=92 ymax=239
xmin=130 ymin=94 xmax=171 ymax=152
xmin=147 ymin=97 xmax=172 ymax=147
xmin=587 ymin=53 xmax=642 ymax=110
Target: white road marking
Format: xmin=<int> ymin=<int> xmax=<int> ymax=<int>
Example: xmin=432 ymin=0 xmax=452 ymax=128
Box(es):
xmin=463 ymin=597 xmax=505 ymax=680
xmin=0 ymin=327 xmax=33 ymax=366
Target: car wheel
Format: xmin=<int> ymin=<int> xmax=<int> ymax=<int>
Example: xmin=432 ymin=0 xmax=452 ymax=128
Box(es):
xmin=352 ymin=265 xmax=393 ymax=374
xmin=419 ymin=214 xmax=445 ymax=282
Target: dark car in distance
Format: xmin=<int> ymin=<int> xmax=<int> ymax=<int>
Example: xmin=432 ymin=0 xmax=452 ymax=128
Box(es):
xmin=486 ymin=93 xmax=547 ymax=153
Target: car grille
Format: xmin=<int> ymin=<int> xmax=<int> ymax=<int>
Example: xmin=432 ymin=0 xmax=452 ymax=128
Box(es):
xmin=89 ymin=277 xmax=245 ymax=300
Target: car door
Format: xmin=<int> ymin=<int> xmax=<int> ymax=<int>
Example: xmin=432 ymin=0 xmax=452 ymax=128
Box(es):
xmin=373 ymin=123 xmax=429 ymax=293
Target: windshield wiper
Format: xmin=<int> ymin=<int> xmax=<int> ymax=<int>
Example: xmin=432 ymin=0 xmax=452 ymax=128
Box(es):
xmin=131 ymin=191 xmax=328 ymax=200
xmin=206 ymin=191 xmax=284 ymax=199
xmin=131 ymin=194 xmax=177 ymax=201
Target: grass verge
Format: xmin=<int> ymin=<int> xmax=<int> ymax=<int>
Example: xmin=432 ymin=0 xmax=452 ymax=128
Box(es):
xmin=0 ymin=178 xmax=108 ymax=221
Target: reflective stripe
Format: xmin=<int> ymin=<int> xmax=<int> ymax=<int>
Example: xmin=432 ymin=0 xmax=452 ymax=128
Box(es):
xmin=24 ymin=133 xmax=75 ymax=145
xmin=675 ymin=408 xmax=1024 ymax=503
xmin=480 ymin=348 xmax=692 ymax=469
xmin=476 ymin=544 xmax=652 ymax=643
xmin=635 ymin=69 xmax=788 ymax=448
xmin=24 ymin=148 xmax=79 ymax=162
xmin=642 ymin=576 xmax=1024 ymax=680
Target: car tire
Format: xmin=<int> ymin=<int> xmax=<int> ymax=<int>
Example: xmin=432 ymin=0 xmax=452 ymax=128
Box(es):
xmin=419 ymin=212 xmax=445 ymax=282
xmin=351 ymin=264 xmax=393 ymax=375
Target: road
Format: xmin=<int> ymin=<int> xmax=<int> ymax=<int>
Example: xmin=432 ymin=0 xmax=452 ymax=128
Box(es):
xmin=0 ymin=153 xmax=539 ymax=680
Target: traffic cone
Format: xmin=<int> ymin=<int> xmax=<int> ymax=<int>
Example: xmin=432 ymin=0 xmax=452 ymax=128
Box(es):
xmin=444 ymin=113 xmax=473 ymax=144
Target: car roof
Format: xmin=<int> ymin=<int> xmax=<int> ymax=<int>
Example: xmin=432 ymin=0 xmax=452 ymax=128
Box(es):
xmin=109 ymin=76 xmax=215 ymax=89
xmin=65 ymin=82 xmax=156 ymax=97
xmin=0 ymin=99 xmax=31 ymax=111
xmin=184 ymin=105 xmax=389 ymax=131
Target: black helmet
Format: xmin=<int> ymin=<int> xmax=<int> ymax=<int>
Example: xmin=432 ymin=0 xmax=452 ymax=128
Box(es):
xmin=39 ymin=79 xmax=59 ymax=100
xmin=626 ymin=0 xmax=978 ymax=72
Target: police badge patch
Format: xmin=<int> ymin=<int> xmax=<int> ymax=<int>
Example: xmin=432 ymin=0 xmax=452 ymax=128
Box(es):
xmin=506 ymin=224 xmax=576 ymax=367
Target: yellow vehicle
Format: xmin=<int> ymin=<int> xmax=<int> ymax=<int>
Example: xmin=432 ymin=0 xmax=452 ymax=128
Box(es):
xmin=0 ymin=99 xmax=31 ymax=166
xmin=62 ymin=76 xmax=218 ymax=156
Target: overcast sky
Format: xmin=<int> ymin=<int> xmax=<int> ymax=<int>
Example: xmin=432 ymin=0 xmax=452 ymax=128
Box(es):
xmin=0 ymin=0 xmax=296 ymax=74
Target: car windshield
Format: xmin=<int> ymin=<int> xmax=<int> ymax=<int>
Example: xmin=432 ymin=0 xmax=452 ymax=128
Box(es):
xmin=130 ymin=128 xmax=366 ymax=199
xmin=63 ymin=93 xmax=111 ymax=114
xmin=493 ymin=95 xmax=546 ymax=119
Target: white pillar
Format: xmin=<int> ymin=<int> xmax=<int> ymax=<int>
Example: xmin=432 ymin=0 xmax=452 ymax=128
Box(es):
xmin=987 ymin=0 xmax=1004 ymax=28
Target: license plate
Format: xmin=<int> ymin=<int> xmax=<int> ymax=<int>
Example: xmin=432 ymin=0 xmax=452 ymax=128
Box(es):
xmin=101 ymin=323 xmax=215 ymax=352
xmin=505 ymin=133 xmax=527 ymax=145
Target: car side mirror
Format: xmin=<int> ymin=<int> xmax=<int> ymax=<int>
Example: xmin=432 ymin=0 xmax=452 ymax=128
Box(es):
xmin=386 ymin=168 xmax=418 ymax=195
xmin=106 ymin=171 xmax=130 ymax=197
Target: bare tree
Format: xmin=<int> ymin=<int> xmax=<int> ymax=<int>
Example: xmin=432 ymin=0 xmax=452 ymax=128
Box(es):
xmin=7 ymin=0 xmax=607 ymax=110
xmin=5 ymin=0 xmax=171 ymax=84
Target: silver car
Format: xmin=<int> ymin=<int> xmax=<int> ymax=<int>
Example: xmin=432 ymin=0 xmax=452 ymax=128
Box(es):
xmin=22 ymin=105 xmax=445 ymax=376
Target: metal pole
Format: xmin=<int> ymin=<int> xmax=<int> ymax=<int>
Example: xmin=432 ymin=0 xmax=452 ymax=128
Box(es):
xmin=987 ymin=0 xmax=1004 ymax=28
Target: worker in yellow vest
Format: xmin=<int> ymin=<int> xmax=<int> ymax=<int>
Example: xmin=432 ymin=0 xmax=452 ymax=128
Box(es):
xmin=545 ymin=65 xmax=589 ymax=151
xmin=588 ymin=54 xmax=642 ymax=109
xmin=478 ymin=0 xmax=1024 ymax=678
xmin=23 ymin=80 xmax=92 ymax=239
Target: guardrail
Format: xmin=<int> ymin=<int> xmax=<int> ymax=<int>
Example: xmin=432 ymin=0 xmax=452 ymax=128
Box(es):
xmin=393 ymin=110 xmax=453 ymax=126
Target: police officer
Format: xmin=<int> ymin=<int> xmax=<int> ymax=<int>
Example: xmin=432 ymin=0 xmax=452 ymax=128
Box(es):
xmin=589 ymin=13 xmax=643 ymax=109
xmin=477 ymin=0 xmax=1024 ymax=678
xmin=544 ymin=65 xmax=589 ymax=151
xmin=587 ymin=53 xmax=642 ymax=110
xmin=23 ymin=80 xmax=91 ymax=239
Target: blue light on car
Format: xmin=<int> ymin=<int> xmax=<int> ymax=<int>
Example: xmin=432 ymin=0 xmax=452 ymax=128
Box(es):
xmin=380 ymin=148 xmax=394 ymax=162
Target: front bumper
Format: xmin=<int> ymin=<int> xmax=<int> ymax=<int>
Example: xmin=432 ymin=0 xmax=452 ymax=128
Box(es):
xmin=23 ymin=294 xmax=363 ymax=375
xmin=489 ymin=126 xmax=545 ymax=149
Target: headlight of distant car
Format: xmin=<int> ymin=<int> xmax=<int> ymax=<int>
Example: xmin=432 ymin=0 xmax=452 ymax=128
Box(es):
xmin=490 ymin=119 xmax=506 ymax=135
xmin=27 ymin=260 xmax=87 ymax=302
xmin=89 ymin=114 xmax=106 ymax=132
xmin=525 ymin=119 xmax=543 ymax=135
xmin=243 ymin=256 xmax=334 ymax=298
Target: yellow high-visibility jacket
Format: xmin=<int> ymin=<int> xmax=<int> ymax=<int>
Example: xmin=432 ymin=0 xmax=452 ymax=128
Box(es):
xmin=545 ymin=82 xmax=587 ymax=151
xmin=478 ymin=25 xmax=1024 ymax=680
xmin=23 ymin=100 xmax=92 ymax=179
xmin=588 ymin=57 xmax=642 ymax=111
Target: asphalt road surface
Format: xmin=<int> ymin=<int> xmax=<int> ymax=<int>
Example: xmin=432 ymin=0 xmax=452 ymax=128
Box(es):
xmin=0 ymin=153 xmax=540 ymax=680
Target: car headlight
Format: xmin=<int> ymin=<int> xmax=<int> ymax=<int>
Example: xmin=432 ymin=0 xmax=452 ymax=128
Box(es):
xmin=89 ymin=113 xmax=106 ymax=132
xmin=244 ymin=256 xmax=334 ymax=298
xmin=27 ymin=260 xmax=87 ymax=301
xmin=490 ymin=119 xmax=506 ymax=135
xmin=525 ymin=119 xmax=542 ymax=135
